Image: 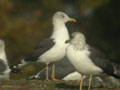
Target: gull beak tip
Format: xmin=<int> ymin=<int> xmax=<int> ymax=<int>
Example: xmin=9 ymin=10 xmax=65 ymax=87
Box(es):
xmin=69 ymin=18 xmax=76 ymax=22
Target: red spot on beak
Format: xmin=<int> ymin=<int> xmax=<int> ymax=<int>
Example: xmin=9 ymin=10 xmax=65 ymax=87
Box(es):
xmin=65 ymin=40 xmax=70 ymax=44
xmin=68 ymin=18 xmax=76 ymax=23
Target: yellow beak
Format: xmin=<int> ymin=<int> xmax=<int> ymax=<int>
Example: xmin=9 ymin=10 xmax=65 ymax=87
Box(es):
xmin=68 ymin=18 xmax=76 ymax=22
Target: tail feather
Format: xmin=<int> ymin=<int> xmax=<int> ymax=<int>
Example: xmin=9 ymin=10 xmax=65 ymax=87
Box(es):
xmin=10 ymin=57 xmax=30 ymax=74
xmin=113 ymin=63 xmax=120 ymax=77
xmin=105 ymin=62 xmax=120 ymax=79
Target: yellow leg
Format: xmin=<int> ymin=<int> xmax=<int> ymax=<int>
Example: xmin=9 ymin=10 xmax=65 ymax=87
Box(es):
xmin=51 ymin=64 xmax=55 ymax=80
xmin=80 ymin=76 xmax=83 ymax=90
xmin=46 ymin=63 xmax=49 ymax=80
xmin=88 ymin=74 xmax=92 ymax=90
xmin=51 ymin=64 xmax=61 ymax=81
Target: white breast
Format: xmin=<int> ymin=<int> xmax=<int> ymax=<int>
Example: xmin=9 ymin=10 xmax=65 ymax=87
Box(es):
xmin=38 ymin=42 xmax=69 ymax=64
xmin=66 ymin=45 xmax=103 ymax=75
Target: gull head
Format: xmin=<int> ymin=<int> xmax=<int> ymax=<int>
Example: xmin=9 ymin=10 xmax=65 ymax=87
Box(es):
xmin=0 ymin=39 xmax=5 ymax=50
xmin=52 ymin=11 xmax=76 ymax=24
xmin=71 ymin=32 xmax=86 ymax=50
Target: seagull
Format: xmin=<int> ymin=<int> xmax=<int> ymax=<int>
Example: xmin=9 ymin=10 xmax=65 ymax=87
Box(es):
xmin=11 ymin=11 xmax=76 ymax=80
xmin=0 ymin=39 xmax=11 ymax=80
xmin=66 ymin=32 xmax=120 ymax=90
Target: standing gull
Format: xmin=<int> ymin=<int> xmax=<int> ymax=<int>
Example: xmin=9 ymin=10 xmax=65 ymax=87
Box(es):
xmin=0 ymin=39 xmax=11 ymax=80
xmin=66 ymin=32 xmax=120 ymax=90
xmin=11 ymin=11 xmax=76 ymax=80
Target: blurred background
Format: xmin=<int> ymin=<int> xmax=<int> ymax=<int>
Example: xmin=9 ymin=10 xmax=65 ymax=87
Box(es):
xmin=0 ymin=0 xmax=120 ymax=79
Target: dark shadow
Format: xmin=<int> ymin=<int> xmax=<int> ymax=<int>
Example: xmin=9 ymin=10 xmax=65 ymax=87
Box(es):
xmin=55 ymin=83 xmax=79 ymax=90
xmin=55 ymin=82 xmax=104 ymax=90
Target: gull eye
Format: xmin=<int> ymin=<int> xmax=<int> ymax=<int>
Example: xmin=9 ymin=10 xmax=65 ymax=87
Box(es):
xmin=61 ymin=15 xmax=65 ymax=18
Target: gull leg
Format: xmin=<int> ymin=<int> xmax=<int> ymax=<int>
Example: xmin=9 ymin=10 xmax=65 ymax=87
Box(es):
xmin=88 ymin=74 xmax=92 ymax=90
xmin=80 ymin=75 xmax=83 ymax=90
xmin=51 ymin=64 xmax=59 ymax=81
xmin=51 ymin=64 xmax=60 ymax=81
xmin=46 ymin=63 xmax=49 ymax=80
xmin=51 ymin=64 xmax=55 ymax=80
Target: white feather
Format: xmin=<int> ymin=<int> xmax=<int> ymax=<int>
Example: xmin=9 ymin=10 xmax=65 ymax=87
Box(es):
xmin=66 ymin=45 xmax=103 ymax=75
xmin=63 ymin=71 xmax=81 ymax=81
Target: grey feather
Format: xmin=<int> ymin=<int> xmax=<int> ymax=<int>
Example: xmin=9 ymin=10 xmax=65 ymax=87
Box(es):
xmin=25 ymin=38 xmax=55 ymax=62
xmin=0 ymin=59 xmax=7 ymax=75
xmin=88 ymin=46 xmax=120 ymax=78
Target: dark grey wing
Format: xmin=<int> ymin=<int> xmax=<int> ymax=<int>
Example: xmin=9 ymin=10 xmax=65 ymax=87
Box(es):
xmin=88 ymin=46 xmax=116 ymax=77
xmin=0 ymin=59 xmax=7 ymax=74
xmin=29 ymin=57 xmax=76 ymax=80
xmin=25 ymin=38 xmax=55 ymax=61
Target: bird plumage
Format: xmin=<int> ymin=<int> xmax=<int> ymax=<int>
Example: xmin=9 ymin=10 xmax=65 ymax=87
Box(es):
xmin=25 ymin=38 xmax=55 ymax=62
xmin=0 ymin=40 xmax=11 ymax=80
xmin=66 ymin=32 xmax=120 ymax=78
xmin=0 ymin=59 xmax=7 ymax=75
